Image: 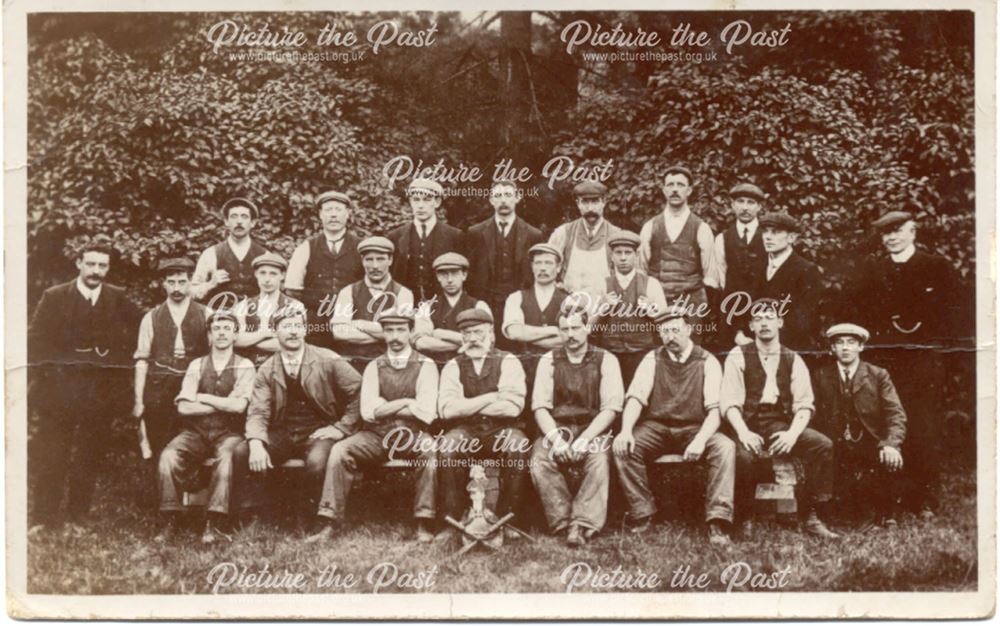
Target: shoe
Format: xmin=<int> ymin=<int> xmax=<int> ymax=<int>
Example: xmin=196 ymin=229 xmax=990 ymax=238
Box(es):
xmin=628 ymin=516 xmax=653 ymax=534
xmin=201 ymin=522 xmax=232 ymax=545
xmin=804 ymin=511 xmax=840 ymax=540
xmin=883 ymin=516 xmax=899 ymax=529
xmin=415 ymin=521 xmax=435 ymax=544
xmin=708 ymin=521 xmax=731 ymax=546
xmin=304 ymin=522 xmax=338 ymax=544
xmin=154 ymin=520 xmax=179 ymax=543
xmin=503 ymin=527 xmax=522 ymax=542
xmin=434 ymin=527 xmax=459 ymax=546
xmin=566 ymin=525 xmax=585 ymax=548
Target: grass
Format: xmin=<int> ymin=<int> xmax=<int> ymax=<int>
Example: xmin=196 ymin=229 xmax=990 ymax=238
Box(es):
xmin=26 ymin=452 xmax=978 ymax=595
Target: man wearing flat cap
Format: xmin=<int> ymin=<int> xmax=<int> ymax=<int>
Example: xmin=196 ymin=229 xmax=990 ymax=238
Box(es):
xmin=413 ymin=252 xmax=492 ymax=365
xmin=592 ymin=230 xmax=668 ymax=386
xmin=720 ymin=298 xmax=837 ymax=539
xmin=235 ymin=253 xmax=305 ymax=367
xmin=548 ymin=179 xmax=622 ymax=304
xmin=134 ymin=257 xmax=211 ymax=462
xmin=192 ymin=197 xmax=269 ymax=308
xmin=312 ymin=308 xmax=439 ymax=544
xmin=331 ymin=236 xmax=415 ymax=373
xmin=466 ymin=180 xmax=544 ymax=345
xmin=285 ymin=189 xmax=364 ymax=349
xmin=613 ymin=307 xmax=735 ymax=545
xmin=842 ymin=209 xmax=968 ymax=518
xmin=638 ymin=165 xmax=717 ymax=323
xmin=711 ymin=183 xmax=768 ymax=346
xmin=156 ymin=310 xmax=256 ymax=544
xmin=386 ymin=177 xmax=465 ymax=304
xmin=813 ymin=323 xmax=906 ymax=529
xmin=435 ymin=307 xmax=532 ymax=544
xmin=747 ymin=211 xmax=822 ymax=355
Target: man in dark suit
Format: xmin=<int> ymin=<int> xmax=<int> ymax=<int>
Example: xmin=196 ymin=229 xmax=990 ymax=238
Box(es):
xmin=747 ymin=212 xmax=822 ymax=357
xmin=386 ymin=178 xmax=464 ymax=304
xmin=28 ymin=236 xmax=140 ymax=535
xmin=466 ymin=180 xmax=544 ymax=345
xmin=814 ymin=323 xmax=906 ymax=529
xmin=712 ymin=183 xmax=767 ymax=348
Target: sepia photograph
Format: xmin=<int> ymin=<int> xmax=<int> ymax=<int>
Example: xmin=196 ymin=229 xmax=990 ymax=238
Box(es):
xmin=4 ymin=0 xmax=995 ymax=619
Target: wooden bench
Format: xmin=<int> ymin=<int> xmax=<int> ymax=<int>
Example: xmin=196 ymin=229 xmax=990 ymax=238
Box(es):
xmin=651 ymin=453 xmax=799 ymax=514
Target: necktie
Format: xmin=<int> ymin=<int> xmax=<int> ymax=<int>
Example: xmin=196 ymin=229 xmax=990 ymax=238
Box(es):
xmin=328 ymin=239 xmax=339 ymax=254
xmin=841 ymin=368 xmax=851 ymax=394
xmin=743 ymin=228 xmax=751 ymax=245
xmin=499 ymin=221 xmax=509 ymax=238
xmin=420 ymin=223 xmax=428 ymax=240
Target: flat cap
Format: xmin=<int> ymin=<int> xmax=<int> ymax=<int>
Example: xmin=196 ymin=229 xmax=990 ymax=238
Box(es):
xmin=252 ymin=252 xmax=288 ymax=271
xmin=749 ymin=297 xmax=783 ymax=317
xmin=221 ymin=197 xmax=259 ymax=220
xmin=573 ymin=180 xmax=608 ymax=198
xmin=662 ymin=164 xmax=694 ymax=183
xmin=730 ymin=183 xmax=766 ymax=202
xmin=207 ymin=309 xmax=239 ymax=329
xmin=270 ymin=305 xmax=307 ymax=329
xmin=357 ymin=236 xmax=395 ymax=256
xmin=528 ymin=242 xmax=562 ymax=262
xmin=407 ymin=177 xmax=444 ymax=197
xmin=456 ymin=307 xmax=494 ymax=330
xmin=872 ymin=210 xmax=914 ymax=232
xmin=315 ymin=190 xmax=353 ymax=208
xmin=157 ymin=257 xmax=195 ymax=275
xmin=433 ymin=252 xmax=469 ymax=271
xmin=651 ymin=304 xmax=691 ymax=325
xmin=759 ymin=211 xmax=800 ymax=233
xmin=376 ymin=307 xmax=415 ymax=327
xmin=609 ymin=230 xmax=641 ymax=250
xmin=825 ymin=323 xmax=870 ymax=342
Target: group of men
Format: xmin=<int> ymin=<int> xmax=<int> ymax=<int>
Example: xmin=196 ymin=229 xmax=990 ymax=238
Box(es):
xmin=27 ymin=165 xmax=965 ymax=549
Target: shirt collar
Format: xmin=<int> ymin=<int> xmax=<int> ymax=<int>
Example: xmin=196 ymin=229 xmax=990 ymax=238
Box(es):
xmin=324 ymin=230 xmax=347 ymax=246
xmin=666 ymin=341 xmax=694 ymax=363
xmin=581 ymin=217 xmax=605 ymax=236
xmin=280 ymin=347 xmax=306 ymax=374
xmin=386 ymin=345 xmax=413 ymax=367
xmin=663 ymin=206 xmax=691 ymax=222
xmin=754 ymin=338 xmax=781 ymax=356
xmin=415 ymin=215 xmax=438 ymax=235
xmin=495 ymin=214 xmax=516 ymax=230
xmin=841 ymin=360 xmax=860 ymax=380
xmin=165 ymin=297 xmax=191 ymax=315
xmin=890 ymin=244 xmax=916 ymax=264
xmin=738 ymin=219 xmax=759 ymax=239
xmin=768 ymin=247 xmax=794 ymax=270
xmin=615 ymin=268 xmax=637 ymax=288
xmin=365 ymin=275 xmax=392 ymax=291
xmin=227 ymin=235 xmax=251 ymax=252
xmin=534 ymin=282 xmax=556 ymax=299
xmin=76 ymin=277 xmax=102 ymax=302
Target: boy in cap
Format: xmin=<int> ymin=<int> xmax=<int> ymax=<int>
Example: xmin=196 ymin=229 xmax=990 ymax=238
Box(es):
xmin=156 ymin=310 xmax=256 ymax=543
xmin=720 ymin=298 xmax=837 ymax=539
xmin=435 ymin=308 xmax=531 ymax=544
xmin=387 ymin=177 xmax=465 ymax=303
xmin=612 ymin=308 xmax=735 ymax=545
xmin=413 ymin=252 xmax=492 ymax=365
xmin=331 ymin=236 xmax=415 ymax=373
xmin=813 ymin=323 xmax=906 ymax=529
xmin=592 ymin=230 xmax=667 ymax=386
xmin=711 ymin=183 xmax=767 ymax=346
xmin=530 ymin=306 xmax=623 ymax=547
xmin=312 ymin=308 xmax=439 ymax=543
xmin=235 ymin=252 xmax=305 ymax=367
xmin=134 ymin=257 xmax=211 ymax=461
xmin=192 ymin=197 xmax=269 ymax=308
xmin=548 ymin=180 xmax=621 ymax=304
xmin=285 ymin=189 xmax=364 ymax=349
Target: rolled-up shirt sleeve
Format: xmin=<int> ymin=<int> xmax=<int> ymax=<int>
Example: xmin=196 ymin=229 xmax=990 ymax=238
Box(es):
xmin=174 ymin=359 xmax=202 ymax=404
xmin=702 ymin=352 xmax=722 ymax=412
xmin=502 ymin=291 xmax=524 ymax=336
xmin=720 ymin=349 xmax=747 ymax=417
xmin=698 ymin=221 xmax=717 ymax=289
xmin=530 ymin=351 xmax=556 ymax=412
xmin=412 ymin=358 xmax=440 ymax=425
xmin=497 ymin=353 xmax=527 ymax=412
xmin=284 ymin=240 xmax=311 ymax=292
xmin=437 ymin=359 xmax=464 ymax=416
xmin=133 ymin=311 xmax=154 ymax=361
xmin=644 ymin=276 xmax=668 ymax=317
xmin=625 ymin=350 xmax=657 ymax=406
xmin=711 ymin=232 xmax=727 ymax=291
xmin=599 ymin=351 xmax=624 ymax=413
xmin=790 ymin=353 xmax=815 ymax=414
xmin=231 ymin=358 xmax=257 ymax=403
xmin=331 ymin=285 xmax=355 ymax=325
xmin=360 ymin=360 xmax=384 ymax=423
xmin=638 ymin=218 xmax=655 ymax=273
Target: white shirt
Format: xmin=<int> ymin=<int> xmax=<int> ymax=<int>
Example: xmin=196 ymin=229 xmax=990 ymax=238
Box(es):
xmin=765 ymin=247 xmax=794 ymax=281
xmin=76 ymin=277 xmax=102 ymax=305
xmin=360 ymin=347 xmax=439 ymax=425
xmin=502 ymin=283 xmax=559 ymax=335
xmin=662 ymin=207 xmax=692 ymax=241
xmin=890 ymin=244 xmax=916 ymax=264
xmin=626 ymin=347 xmax=723 ymax=412
xmin=280 ymin=347 xmax=306 ymax=378
xmin=192 ymin=236 xmax=259 ymax=297
xmin=284 ymin=230 xmax=347 ymax=291
xmin=414 ymin=215 xmax=438 ymax=239
xmin=737 ymin=219 xmax=758 ymax=243
xmin=666 ymin=341 xmax=694 ymax=364
xmin=495 ymin=214 xmax=516 ymax=237
xmin=134 ymin=298 xmax=205 ymax=361
xmin=840 ymin=360 xmax=859 ymax=384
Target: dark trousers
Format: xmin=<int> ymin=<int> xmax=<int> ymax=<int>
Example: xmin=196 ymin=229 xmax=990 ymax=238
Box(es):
xmin=158 ymin=415 xmax=242 ymax=515
xmin=834 ymin=436 xmax=902 ymax=522
xmin=232 ymin=427 xmax=337 ymax=511
xmin=612 ymin=350 xmax=650 ymax=391
xmin=30 ymin=366 xmax=115 ymax=524
xmin=733 ymin=416 xmax=833 ymax=520
xmin=319 ymin=423 xmax=437 ymax=521
xmin=437 ymin=419 xmax=531 ymax=521
xmin=143 ymin=370 xmax=186 ymax=461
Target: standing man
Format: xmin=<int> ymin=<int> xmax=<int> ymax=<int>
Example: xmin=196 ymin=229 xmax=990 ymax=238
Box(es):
xmin=720 ymin=299 xmax=838 ymax=539
xmin=436 ymin=309 xmax=532 ymax=544
xmin=711 ymin=183 xmax=767 ymax=347
xmin=28 ymin=237 xmax=140 ymax=533
xmin=313 ymin=308 xmax=439 ymax=543
xmin=387 ymin=178 xmax=464 ymax=304
xmin=235 ymin=252 xmax=305 ymax=367
xmin=413 ymin=252 xmax=492 ymax=365
xmin=638 ymin=165 xmax=716 ymax=317
xmin=191 ymin=197 xmax=269 ymax=309
xmin=233 ymin=308 xmax=362 ymax=519
xmin=156 ymin=310 xmax=255 ymax=543
xmin=612 ymin=309 xmax=735 ymax=545
xmin=593 ymin=231 xmax=666 ymax=386
xmin=749 ymin=212 xmax=822 ymax=355
xmin=467 ymin=180 xmax=544 ymax=341
xmin=548 ymin=180 xmax=621 ymax=304
xmin=530 ymin=308 xmax=623 ymax=547
xmin=331 ymin=237 xmax=415 ymax=372
xmin=134 ymin=257 xmax=210 ymax=461
xmin=285 ymin=189 xmax=364 ymax=348
xmin=813 ymin=323 xmax=906 ymax=529
xmin=845 ymin=210 xmax=966 ymax=518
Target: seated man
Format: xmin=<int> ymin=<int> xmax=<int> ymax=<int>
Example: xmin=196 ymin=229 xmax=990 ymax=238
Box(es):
xmin=156 ymin=310 xmax=255 ymax=543
xmin=530 ymin=307 xmax=622 ymax=547
xmin=436 ymin=308 xmax=531 ymax=544
xmin=720 ymin=298 xmax=837 ymax=539
xmin=233 ymin=308 xmax=362 ymax=523
xmin=612 ymin=309 xmax=734 ymax=545
xmin=413 ymin=252 xmax=492 ymax=366
xmin=814 ymin=323 xmax=906 ymax=529
xmin=235 ymin=252 xmax=305 ymax=367
xmin=311 ymin=308 xmax=439 ymax=543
